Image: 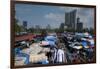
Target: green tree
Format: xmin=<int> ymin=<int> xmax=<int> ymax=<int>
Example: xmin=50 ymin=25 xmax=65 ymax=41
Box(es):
xmin=15 ymin=19 xmax=21 ymax=33
xmin=46 ymin=24 xmax=51 ymax=32
xmin=27 ymin=27 xmax=34 ymax=33
xmin=41 ymin=29 xmax=47 ymax=37
xmin=89 ymin=27 xmax=94 ymax=35
xmin=59 ymin=23 xmax=64 ymax=33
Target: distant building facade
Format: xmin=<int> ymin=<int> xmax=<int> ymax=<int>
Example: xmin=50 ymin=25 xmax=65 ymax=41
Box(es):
xmin=65 ymin=10 xmax=77 ymax=30
xmin=77 ymin=22 xmax=83 ymax=32
xmin=23 ymin=21 xmax=27 ymax=29
xmin=23 ymin=21 xmax=28 ymax=32
xmin=76 ymin=17 xmax=83 ymax=32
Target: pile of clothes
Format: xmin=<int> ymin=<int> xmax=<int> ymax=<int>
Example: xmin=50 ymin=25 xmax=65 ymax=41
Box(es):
xmin=14 ymin=43 xmax=50 ymax=66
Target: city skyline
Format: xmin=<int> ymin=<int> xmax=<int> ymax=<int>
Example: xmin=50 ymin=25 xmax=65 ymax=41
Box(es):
xmin=15 ymin=3 xmax=94 ymax=29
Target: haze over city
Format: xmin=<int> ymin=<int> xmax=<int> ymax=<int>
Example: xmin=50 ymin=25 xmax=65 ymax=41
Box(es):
xmin=15 ymin=4 xmax=94 ymax=29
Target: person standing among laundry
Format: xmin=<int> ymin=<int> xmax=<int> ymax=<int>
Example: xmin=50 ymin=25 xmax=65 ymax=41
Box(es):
xmin=56 ymin=43 xmax=66 ymax=63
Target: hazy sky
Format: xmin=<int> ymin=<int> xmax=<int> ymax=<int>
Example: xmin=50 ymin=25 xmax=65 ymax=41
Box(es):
xmin=15 ymin=3 xmax=94 ymax=29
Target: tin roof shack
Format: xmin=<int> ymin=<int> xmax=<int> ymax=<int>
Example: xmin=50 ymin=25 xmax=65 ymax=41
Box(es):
xmin=15 ymin=34 xmax=36 ymax=48
xmin=15 ymin=33 xmax=35 ymax=41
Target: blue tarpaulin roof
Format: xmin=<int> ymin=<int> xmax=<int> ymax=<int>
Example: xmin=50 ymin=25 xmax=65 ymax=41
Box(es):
xmin=44 ymin=35 xmax=57 ymax=46
xmin=81 ymin=41 xmax=88 ymax=47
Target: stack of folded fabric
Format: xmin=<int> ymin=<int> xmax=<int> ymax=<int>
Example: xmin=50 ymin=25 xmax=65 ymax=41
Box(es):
xmin=29 ymin=53 xmax=47 ymax=63
xmin=14 ymin=57 xmax=26 ymax=66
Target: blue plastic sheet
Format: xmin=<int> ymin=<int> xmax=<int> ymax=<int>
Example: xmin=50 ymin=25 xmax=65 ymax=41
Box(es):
xmin=15 ymin=48 xmax=29 ymax=64
xmin=44 ymin=36 xmax=57 ymax=46
xmin=45 ymin=36 xmax=57 ymax=42
xmin=81 ymin=41 xmax=88 ymax=47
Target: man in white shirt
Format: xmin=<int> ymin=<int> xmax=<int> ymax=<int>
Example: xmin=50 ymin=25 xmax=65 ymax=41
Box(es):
xmin=56 ymin=46 xmax=65 ymax=63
